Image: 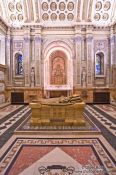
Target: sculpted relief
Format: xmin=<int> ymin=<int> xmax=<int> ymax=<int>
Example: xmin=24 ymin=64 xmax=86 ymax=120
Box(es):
xmin=51 ymin=57 xmax=66 ymax=85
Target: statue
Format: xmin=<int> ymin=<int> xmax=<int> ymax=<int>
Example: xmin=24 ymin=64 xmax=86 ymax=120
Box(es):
xmin=82 ymin=70 xmax=86 ymax=88
xmin=30 ymin=67 xmax=35 ymax=87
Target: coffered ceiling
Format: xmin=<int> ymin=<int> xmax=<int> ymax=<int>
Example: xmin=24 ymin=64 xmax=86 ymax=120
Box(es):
xmin=0 ymin=0 xmax=116 ymax=27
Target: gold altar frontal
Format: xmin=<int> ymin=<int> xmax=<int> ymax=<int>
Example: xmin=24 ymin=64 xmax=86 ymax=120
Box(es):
xmin=30 ymin=97 xmax=86 ymax=126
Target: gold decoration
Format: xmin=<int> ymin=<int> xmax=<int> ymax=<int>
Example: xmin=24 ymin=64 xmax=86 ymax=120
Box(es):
xmin=8 ymin=2 xmax=14 ymax=12
xmin=16 ymin=2 xmax=22 ymax=12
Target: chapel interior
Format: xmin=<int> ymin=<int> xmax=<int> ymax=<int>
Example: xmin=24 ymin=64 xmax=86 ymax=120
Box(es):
xmin=0 ymin=0 xmax=116 ymax=175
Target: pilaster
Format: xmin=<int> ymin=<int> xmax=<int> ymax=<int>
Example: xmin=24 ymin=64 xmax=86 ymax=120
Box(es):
xmin=23 ymin=27 xmax=30 ymax=86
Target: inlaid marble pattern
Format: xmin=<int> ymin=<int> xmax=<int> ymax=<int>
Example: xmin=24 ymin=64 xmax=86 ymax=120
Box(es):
xmin=94 ymin=104 xmax=116 ymax=119
xmin=0 ymin=137 xmax=115 ymax=175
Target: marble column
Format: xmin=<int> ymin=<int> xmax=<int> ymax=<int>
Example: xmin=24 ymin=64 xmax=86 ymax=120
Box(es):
xmin=34 ymin=30 xmax=42 ymax=86
xmin=75 ymin=26 xmax=82 ymax=86
xmin=86 ymin=29 xmax=93 ymax=87
xmin=6 ymin=28 xmax=12 ymax=86
xmin=110 ymin=28 xmax=115 ymax=86
xmin=23 ymin=30 xmax=30 ymax=86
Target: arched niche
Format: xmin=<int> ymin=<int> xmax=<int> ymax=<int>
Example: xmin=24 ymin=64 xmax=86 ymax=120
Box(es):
xmin=44 ymin=43 xmax=73 ymax=98
xmin=50 ymin=50 xmax=67 ymax=85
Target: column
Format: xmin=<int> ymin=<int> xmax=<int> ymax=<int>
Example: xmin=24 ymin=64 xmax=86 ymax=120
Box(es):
xmin=6 ymin=28 xmax=12 ymax=86
xmin=34 ymin=27 xmax=42 ymax=86
xmin=74 ymin=26 xmax=82 ymax=86
xmin=86 ymin=27 xmax=94 ymax=87
xmin=23 ymin=28 xmax=30 ymax=86
xmin=110 ymin=27 xmax=115 ymax=86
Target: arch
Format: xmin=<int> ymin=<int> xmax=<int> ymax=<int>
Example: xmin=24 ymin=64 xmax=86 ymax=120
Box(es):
xmin=15 ymin=52 xmax=23 ymax=75
xmin=43 ymin=41 xmax=73 ymax=96
xmin=95 ymin=52 xmax=104 ymax=76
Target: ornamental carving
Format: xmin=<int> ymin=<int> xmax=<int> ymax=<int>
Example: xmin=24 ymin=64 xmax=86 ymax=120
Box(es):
xmin=59 ymin=13 xmax=65 ymax=21
xmin=10 ymin=14 xmax=16 ymax=21
xmin=103 ymin=1 xmax=111 ymax=11
xmin=59 ymin=2 xmax=65 ymax=11
xmin=51 ymin=13 xmax=57 ymax=21
xmin=95 ymin=1 xmax=102 ymax=11
xmin=102 ymin=13 xmax=109 ymax=21
xmin=42 ymin=13 xmax=49 ymax=21
xmin=50 ymin=2 xmax=57 ymax=11
xmin=16 ymin=2 xmax=22 ymax=12
xmin=18 ymin=14 xmax=23 ymax=21
xmin=67 ymin=13 xmax=74 ymax=21
xmin=50 ymin=57 xmax=66 ymax=85
xmin=41 ymin=0 xmax=75 ymax=22
xmin=8 ymin=2 xmax=14 ymax=12
xmin=42 ymin=2 xmax=48 ymax=11
xmin=67 ymin=2 xmax=74 ymax=11
xmin=94 ymin=13 xmax=100 ymax=21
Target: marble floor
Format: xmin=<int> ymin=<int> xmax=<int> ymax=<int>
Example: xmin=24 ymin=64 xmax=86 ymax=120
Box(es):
xmin=0 ymin=104 xmax=116 ymax=175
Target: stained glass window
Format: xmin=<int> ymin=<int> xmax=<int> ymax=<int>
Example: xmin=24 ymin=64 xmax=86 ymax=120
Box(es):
xmin=15 ymin=53 xmax=23 ymax=75
xmin=95 ymin=52 xmax=104 ymax=75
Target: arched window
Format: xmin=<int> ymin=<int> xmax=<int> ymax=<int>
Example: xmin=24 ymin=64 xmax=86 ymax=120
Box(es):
xmin=15 ymin=53 xmax=23 ymax=75
xmin=95 ymin=52 xmax=104 ymax=76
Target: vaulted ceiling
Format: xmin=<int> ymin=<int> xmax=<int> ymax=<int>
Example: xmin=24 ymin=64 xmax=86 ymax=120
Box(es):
xmin=0 ymin=0 xmax=116 ymax=27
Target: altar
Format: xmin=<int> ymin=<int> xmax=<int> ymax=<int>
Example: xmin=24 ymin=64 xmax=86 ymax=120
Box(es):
xmin=30 ymin=95 xmax=86 ymax=126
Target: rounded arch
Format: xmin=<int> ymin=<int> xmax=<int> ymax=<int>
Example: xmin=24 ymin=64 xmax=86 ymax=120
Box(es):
xmin=43 ymin=41 xmax=73 ymax=91
xmin=43 ymin=40 xmax=73 ymax=61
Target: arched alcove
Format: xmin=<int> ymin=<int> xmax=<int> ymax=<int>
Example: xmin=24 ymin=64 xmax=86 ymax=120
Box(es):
xmin=44 ymin=43 xmax=73 ymax=98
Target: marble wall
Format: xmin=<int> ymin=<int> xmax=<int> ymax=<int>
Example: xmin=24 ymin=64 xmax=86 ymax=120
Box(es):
xmin=3 ymin=24 xmax=116 ymax=102
xmin=0 ymin=65 xmax=6 ymax=104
